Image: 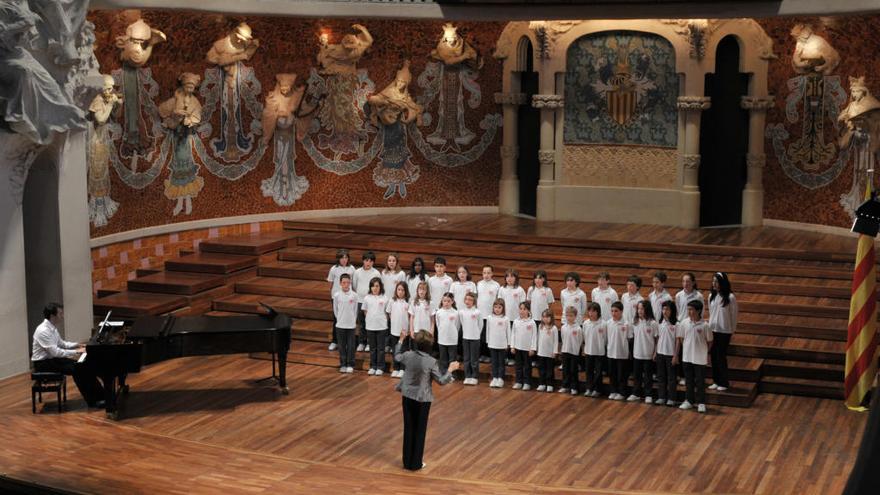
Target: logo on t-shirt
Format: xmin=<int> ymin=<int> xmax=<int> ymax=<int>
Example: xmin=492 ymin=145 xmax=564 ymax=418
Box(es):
xmin=449 ymin=316 xmax=455 ymax=321
xmin=526 ymin=324 xmax=533 ymax=331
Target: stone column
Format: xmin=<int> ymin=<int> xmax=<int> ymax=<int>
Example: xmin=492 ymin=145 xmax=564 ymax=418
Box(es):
xmin=740 ymin=96 xmax=774 ymax=226
xmin=677 ymin=96 xmax=711 ymax=228
xmin=532 ymin=94 xmax=564 ymax=221
xmin=494 ymin=92 xmax=526 ymax=214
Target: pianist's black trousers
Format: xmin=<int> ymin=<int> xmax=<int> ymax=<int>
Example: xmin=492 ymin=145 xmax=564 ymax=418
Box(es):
xmin=402 ymin=396 xmax=431 ymax=470
xmin=34 ymin=358 xmax=104 ymax=406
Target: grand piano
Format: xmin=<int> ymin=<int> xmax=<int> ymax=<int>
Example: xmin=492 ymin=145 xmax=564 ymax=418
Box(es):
xmin=86 ymin=312 xmax=291 ymax=419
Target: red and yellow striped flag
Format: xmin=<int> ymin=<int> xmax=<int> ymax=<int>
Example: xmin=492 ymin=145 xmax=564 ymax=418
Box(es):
xmin=846 ymin=183 xmax=880 ymax=410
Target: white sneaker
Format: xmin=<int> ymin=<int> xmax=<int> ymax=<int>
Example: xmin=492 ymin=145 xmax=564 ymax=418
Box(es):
xmin=546 ymin=386 xmax=554 ymax=393
xmin=614 ymin=394 xmax=625 ymax=401
xmin=537 ymin=385 xmax=546 ymax=392
xmin=512 ymin=383 xmax=523 ymax=390
xmin=506 ymin=359 xmax=515 ymax=366
xmin=396 ymin=371 xmax=404 ymax=379
xmin=679 ymin=400 xmax=693 ymax=410
xmin=716 ymin=386 xmax=728 ymax=392
xmin=346 ymin=367 xmax=354 ymax=373
xmin=557 ymin=364 xmax=563 ymax=370
xmin=356 ymin=344 xmax=365 ymax=352
xmin=570 ymin=389 xmax=578 ymax=396
xmin=470 ymin=378 xmax=479 ymax=386
xmin=626 ymin=394 xmax=640 ymax=402
xmin=495 ymin=379 xmax=504 ymax=388
xmin=645 ymin=397 xmax=653 ymax=404
xmin=365 ymin=345 xmax=370 ymax=352
xmin=697 ymin=403 xmax=707 ymax=413
xmin=328 ymin=343 xmax=337 ymax=351
xmin=591 ymin=391 xmax=601 ymax=398
xmin=708 ymin=383 xmax=719 ymax=390
xmin=558 ymin=388 xmax=569 ymax=394
xmin=339 ymin=366 xmax=346 ymax=373
xmin=584 ymin=389 xmax=592 ymax=397
xmin=367 ymin=368 xmax=376 ymax=375
xmin=375 ymin=370 xmax=383 ymax=376
xmin=608 ymin=393 xmax=618 ymax=400
xmin=666 ymin=399 xmax=676 ymax=406
xmin=522 ymin=384 xmax=531 ymax=391
xmin=679 ymin=378 xmax=686 ymax=386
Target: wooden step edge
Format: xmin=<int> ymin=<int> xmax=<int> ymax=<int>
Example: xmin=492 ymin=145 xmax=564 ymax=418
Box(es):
xmin=759 ymin=376 xmax=844 ymax=400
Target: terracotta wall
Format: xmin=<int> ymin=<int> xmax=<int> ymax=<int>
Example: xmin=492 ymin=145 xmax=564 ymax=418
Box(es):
xmin=87 ymin=10 xmax=504 ymax=237
xmin=757 ymin=16 xmax=878 ymax=228
xmin=91 ymin=221 xmax=282 ymax=293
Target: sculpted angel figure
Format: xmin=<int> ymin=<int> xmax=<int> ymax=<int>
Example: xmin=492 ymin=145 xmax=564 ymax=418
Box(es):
xmin=790 ymin=24 xmax=840 ymax=76
xmin=260 ymin=73 xmax=309 ymax=206
xmin=159 ymin=72 xmax=203 ymax=216
xmin=115 ymin=18 xmax=166 ymax=154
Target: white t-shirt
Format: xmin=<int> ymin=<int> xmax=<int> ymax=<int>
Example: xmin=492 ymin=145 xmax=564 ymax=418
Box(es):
xmin=380 ymin=270 xmax=406 ymax=299
xmin=407 ymin=275 xmax=427 ymax=303
xmin=708 ymin=293 xmax=738 ymax=334
xmin=527 ymin=286 xmax=555 ymax=322
xmin=679 ymin=318 xmax=713 ymax=365
xmin=649 ymin=289 xmax=672 ymax=322
xmin=459 ymin=306 xmax=482 ymax=340
xmin=582 ymin=319 xmax=608 ymax=356
xmin=591 ymin=287 xmax=619 ymax=322
xmin=353 ymin=267 xmax=381 ymax=303
xmin=428 ymin=274 xmax=454 ymax=311
xmin=332 ymin=289 xmax=358 ymax=329
xmin=486 ymin=315 xmax=510 ymax=349
xmin=451 ymin=280 xmax=477 ymax=311
xmin=386 ymin=298 xmax=410 ymax=337
xmin=620 ymin=291 xmax=643 ymax=325
xmin=435 ymin=307 xmax=460 ymax=346
xmin=362 ymin=294 xmax=388 ymax=331
xmin=560 ymin=288 xmax=587 ymax=325
xmin=409 ymin=299 xmax=434 ymax=334
xmin=606 ymin=318 xmax=632 ymax=359
xmin=499 ymin=285 xmax=527 ymax=322
xmin=536 ymin=325 xmax=559 ymax=358
xmin=675 ymin=289 xmax=704 ymax=321
xmin=560 ymin=322 xmax=583 ymax=355
xmin=327 ymin=264 xmax=355 ymax=297
xmin=511 ymin=318 xmax=537 ymax=351
xmin=632 ymin=319 xmax=658 ymax=360
xmin=656 ymin=320 xmax=678 ymax=357
xmin=476 ymin=279 xmax=501 ymax=321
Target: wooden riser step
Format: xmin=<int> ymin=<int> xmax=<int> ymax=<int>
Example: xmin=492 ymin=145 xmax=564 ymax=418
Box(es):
xmin=128 ymin=271 xmax=227 ymax=295
xmin=235 ymin=277 xmax=329 ymax=301
xmin=759 ymin=376 xmax=844 ymax=400
xmin=761 ymin=359 xmax=844 ymax=382
xmin=199 ymin=231 xmax=298 ymax=255
xmin=165 ymin=252 xmax=258 ymax=274
xmin=93 ymin=291 xmax=188 ymax=318
xmin=729 ymin=344 xmax=844 ymax=365
xmin=212 ymin=294 xmax=331 ymax=320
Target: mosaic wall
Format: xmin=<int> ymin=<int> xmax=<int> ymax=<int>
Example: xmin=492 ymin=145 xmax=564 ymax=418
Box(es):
xmin=91 ymin=221 xmax=282 ymax=293
xmin=563 ymin=30 xmax=678 ymax=147
xmin=86 ymin=11 xmax=504 ymax=237
xmin=758 ymin=16 xmax=880 ymax=228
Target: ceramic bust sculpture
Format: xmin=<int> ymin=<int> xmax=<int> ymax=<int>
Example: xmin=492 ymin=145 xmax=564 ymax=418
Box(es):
xmin=115 ymin=18 xmax=165 ymax=68
xmin=431 ymin=23 xmax=480 ymax=68
xmin=159 ymin=72 xmax=203 ymax=216
xmin=87 ymin=74 xmax=121 ymax=227
xmin=115 ymin=18 xmax=165 ymax=153
xmin=206 ymin=22 xmax=259 ymax=71
xmin=317 ymin=23 xmax=373 ymax=75
xmin=790 ymin=24 xmax=839 ymax=76
xmin=260 ymin=73 xmax=309 ymax=206
xmin=839 ymin=76 xmax=880 ymax=151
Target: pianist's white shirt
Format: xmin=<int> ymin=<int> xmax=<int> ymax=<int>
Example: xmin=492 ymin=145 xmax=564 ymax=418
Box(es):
xmin=31 ymin=319 xmax=79 ymax=361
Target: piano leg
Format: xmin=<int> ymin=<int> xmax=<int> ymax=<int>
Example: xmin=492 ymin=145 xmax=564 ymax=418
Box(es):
xmin=278 ymin=350 xmax=288 ymax=395
xmin=102 ymin=373 xmax=119 ymax=420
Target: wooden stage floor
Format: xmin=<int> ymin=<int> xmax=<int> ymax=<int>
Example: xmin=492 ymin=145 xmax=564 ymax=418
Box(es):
xmin=0 ymin=355 xmax=866 ymax=494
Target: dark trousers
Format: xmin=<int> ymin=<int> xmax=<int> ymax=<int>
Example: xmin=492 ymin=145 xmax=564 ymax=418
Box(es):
xmin=585 ymin=354 xmax=603 ymax=393
xmin=402 ymin=396 xmax=431 ymax=470
xmin=514 ymin=350 xmax=532 ymax=385
xmin=683 ymin=362 xmax=706 ymax=404
xmin=331 ymin=300 xmax=337 ymax=343
xmin=337 ymin=327 xmax=356 ymax=367
xmin=562 ymin=353 xmax=580 ymax=390
xmin=489 ymin=349 xmax=506 ymax=379
xmin=439 ymin=344 xmax=457 ymax=375
xmin=357 ymin=303 xmax=367 ymax=345
xmin=608 ymin=358 xmax=628 ymax=395
xmin=538 ymin=356 xmax=554 ymax=386
xmin=655 ymin=354 xmax=676 ymax=402
xmin=462 ymin=339 xmax=480 ymax=379
xmin=367 ymin=330 xmax=387 ymax=371
xmin=480 ymin=320 xmax=490 ymax=357
xmin=632 ymin=359 xmax=653 ymax=398
xmin=34 ymin=358 xmax=104 ymax=406
xmin=711 ymin=332 xmax=731 ymax=387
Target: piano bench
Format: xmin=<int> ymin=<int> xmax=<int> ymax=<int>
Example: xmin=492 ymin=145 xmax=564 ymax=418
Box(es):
xmin=31 ymin=373 xmax=67 ymax=414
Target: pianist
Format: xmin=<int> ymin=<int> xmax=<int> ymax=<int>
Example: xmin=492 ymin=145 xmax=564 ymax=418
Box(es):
xmin=31 ymin=303 xmax=105 ymax=408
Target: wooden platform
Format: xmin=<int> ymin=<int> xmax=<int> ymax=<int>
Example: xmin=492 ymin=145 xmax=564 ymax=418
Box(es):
xmin=0 ymin=355 xmax=867 ymax=494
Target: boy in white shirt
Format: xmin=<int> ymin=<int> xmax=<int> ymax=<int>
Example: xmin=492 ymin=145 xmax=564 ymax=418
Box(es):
xmin=326 ymin=248 xmax=355 ymax=351
xmin=591 ymin=271 xmax=619 ymax=323
xmin=428 ymin=256 xmax=453 ymax=312
xmin=459 ymin=292 xmax=482 ymax=385
xmin=353 ymin=251 xmax=381 ymax=352
xmin=559 ymin=272 xmax=587 ymax=326
xmin=620 ymin=275 xmax=643 ymax=325
xmin=332 ymin=274 xmax=358 ymax=373
xmin=605 ymin=301 xmax=632 ymax=400
xmin=648 ymin=271 xmax=672 ymax=322
xmin=677 ymin=300 xmax=713 ymax=413
xmin=559 ymin=306 xmax=583 ymax=395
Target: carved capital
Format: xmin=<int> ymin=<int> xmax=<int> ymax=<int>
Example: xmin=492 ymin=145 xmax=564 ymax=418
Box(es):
xmin=741 ymin=96 xmax=775 ymax=111
xmin=677 ymin=96 xmax=711 ymax=111
xmin=682 ymin=154 xmax=701 ymax=170
xmin=501 ymin=145 xmax=519 ymax=160
xmin=746 ymin=153 xmax=766 ymax=169
xmin=494 ymin=92 xmax=527 ymax=106
xmin=532 ymin=94 xmax=564 ymax=109
xmin=538 ymin=149 xmax=556 ymax=166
